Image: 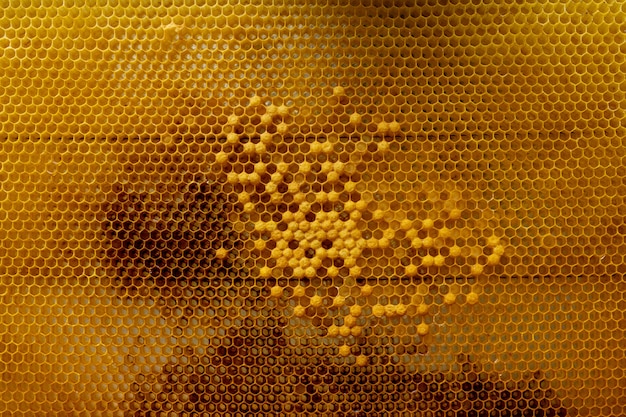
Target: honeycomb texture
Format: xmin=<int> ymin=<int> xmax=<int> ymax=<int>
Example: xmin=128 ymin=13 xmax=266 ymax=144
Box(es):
xmin=0 ymin=0 xmax=625 ymax=416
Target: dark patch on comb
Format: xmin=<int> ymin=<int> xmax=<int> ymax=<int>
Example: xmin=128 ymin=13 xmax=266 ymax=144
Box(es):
xmin=102 ymin=174 xmax=249 ymax=302
xmin=125 ymin=342 xmax=570 ymax=417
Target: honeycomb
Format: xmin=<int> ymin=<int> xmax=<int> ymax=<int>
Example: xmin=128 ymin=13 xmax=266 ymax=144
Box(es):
xmin=0 ymin=0 xmax=625 ymax=416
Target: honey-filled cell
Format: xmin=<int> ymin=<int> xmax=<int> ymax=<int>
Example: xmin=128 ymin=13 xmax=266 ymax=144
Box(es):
xmin=0 ymin=1 xmax=625 ymax=416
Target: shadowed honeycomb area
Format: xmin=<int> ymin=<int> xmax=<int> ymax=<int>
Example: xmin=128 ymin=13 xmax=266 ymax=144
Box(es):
xmin=103 ymin=171 xmax=248 ymax=301
xmin=127 ymin=350 xmax=568 ymax=417
xmin=0 ymin=0 xmax=625 ymax=416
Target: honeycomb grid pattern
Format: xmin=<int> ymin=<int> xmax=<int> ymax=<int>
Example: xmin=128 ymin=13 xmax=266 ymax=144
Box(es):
xmin=0 ymin=0 xmax=625 ymax=416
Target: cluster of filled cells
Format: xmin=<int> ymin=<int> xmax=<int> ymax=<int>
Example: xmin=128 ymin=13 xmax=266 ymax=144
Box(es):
xmin=190 ymin=88 xmax=506 ymax=364
xmin=103 ymin=87 xmax=508 ymax=372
